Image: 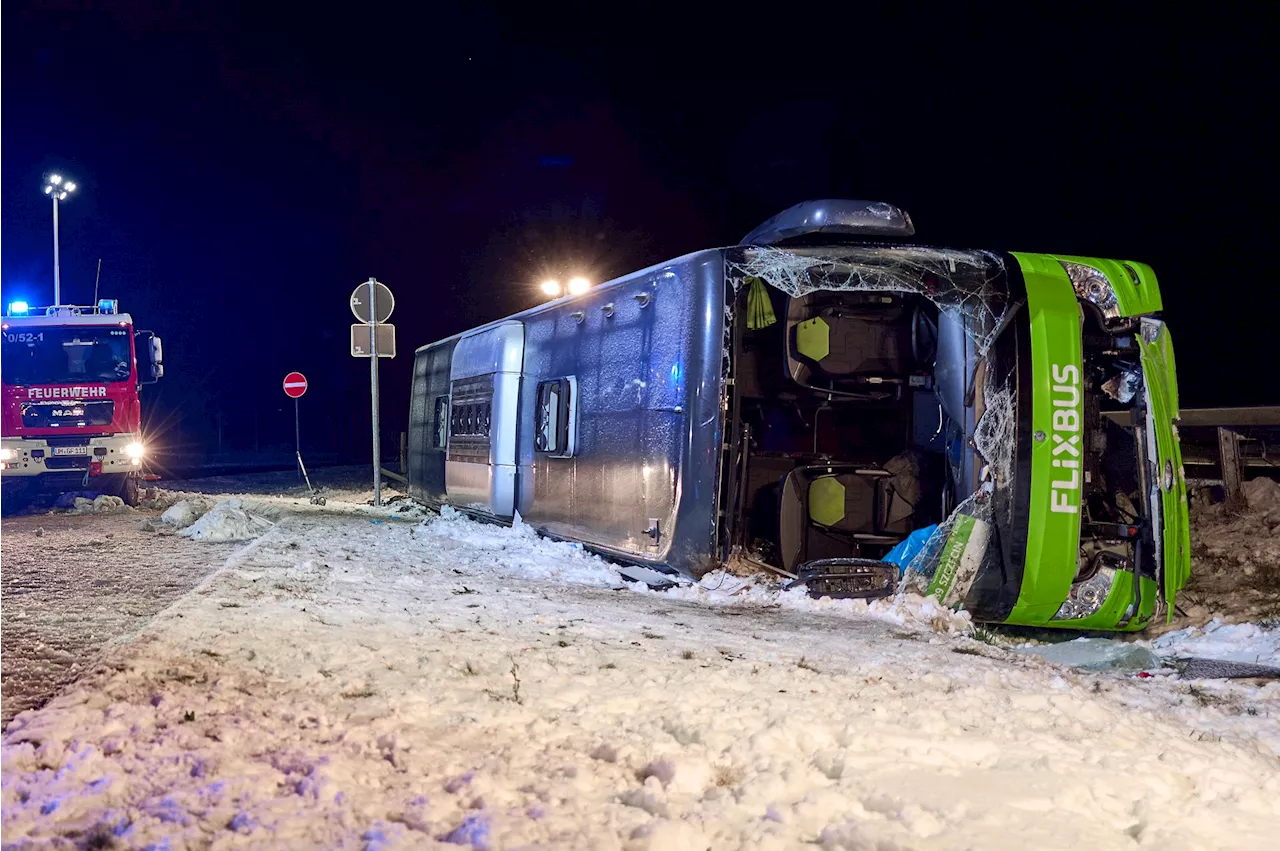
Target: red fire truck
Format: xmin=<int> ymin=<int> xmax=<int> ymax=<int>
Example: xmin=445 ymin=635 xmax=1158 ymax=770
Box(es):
xmin=1 ymin=299 xmax=164 ymax=513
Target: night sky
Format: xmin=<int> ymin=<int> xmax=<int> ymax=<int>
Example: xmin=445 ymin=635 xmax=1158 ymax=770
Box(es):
xmin=3 ymin=4 xmax=1274 ymax=465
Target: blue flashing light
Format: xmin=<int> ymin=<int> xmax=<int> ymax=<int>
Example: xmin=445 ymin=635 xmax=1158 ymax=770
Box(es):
xmin=9 ymin=301 xmax=30 ymax=315
xmin=97 ymin=299 xmax=118 ymax=315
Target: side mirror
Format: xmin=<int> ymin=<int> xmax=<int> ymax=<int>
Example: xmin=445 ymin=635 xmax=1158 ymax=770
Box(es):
xmin=135 ymin=331 xmax=165 ymax=384
xmin=149 ymin=336 xmax=164 ymax=381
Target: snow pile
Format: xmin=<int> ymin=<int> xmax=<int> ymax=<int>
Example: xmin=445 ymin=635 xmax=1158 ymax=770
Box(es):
xmin=1151 ymin=619 xmax=1280 ymax=665
xmin=418 ymin=506 xmax=625 ymax=588
xmin=1243 ymin=476 xmax=1280 ymax=523
xmin=66 ymin=495 xmax=132 ymax=515
xmin=655 ymin=570 xmax=973 ymax=635
xmin=159 ymin=498 xmax=213 ymax=529
xmin=414 ymin=509 xmax=972 ymax=635
xmin=177 ymin=499 xmax=277 ymax=542
xmin=408 ymin=509 xmax=974 ymax=634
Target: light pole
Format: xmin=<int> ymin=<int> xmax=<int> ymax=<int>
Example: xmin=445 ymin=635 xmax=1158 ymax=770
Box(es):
xmin=42 ymin=174 xmax=77 ymax=306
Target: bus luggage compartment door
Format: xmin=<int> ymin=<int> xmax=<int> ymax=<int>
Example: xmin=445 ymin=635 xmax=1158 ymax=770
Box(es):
xmin=446 ymin=321 xmax=524 ymax=516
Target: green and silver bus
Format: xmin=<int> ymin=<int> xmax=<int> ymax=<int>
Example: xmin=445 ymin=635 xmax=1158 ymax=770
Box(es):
xmin=406 ymin=200 xmax=1188 ymax=631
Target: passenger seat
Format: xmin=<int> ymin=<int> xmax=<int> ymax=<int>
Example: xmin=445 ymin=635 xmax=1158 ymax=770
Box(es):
xmin=791 ymin=295 xmax=911 ymax=379
xmin=778 ymin=464 xmax=909 ymax=572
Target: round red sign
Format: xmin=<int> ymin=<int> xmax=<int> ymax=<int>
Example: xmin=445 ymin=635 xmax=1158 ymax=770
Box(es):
xmin=283 ymin=372 xmax=308 ymax=399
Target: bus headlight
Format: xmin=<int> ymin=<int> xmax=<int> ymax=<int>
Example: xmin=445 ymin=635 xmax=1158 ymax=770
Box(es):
xmin=0 ymin=448 xmax=14 ymax=462
xmin=124 ymin=442 xmax=146 ymax=460
xmin=1051 ymin=566 xmax=1117 ymax=621
xmin=1060 ymin=261 xmax=1121 ymax=320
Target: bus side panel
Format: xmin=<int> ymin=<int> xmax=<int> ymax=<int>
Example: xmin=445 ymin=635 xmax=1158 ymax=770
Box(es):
xmin=519 ymin=251 xmax=725 ymax=574
xmin=448 ymin=322 xmax=524 ymax=515
xmin=668 ymin=253 xmax=728 ymax=575
xmin=407 ymin=339 xmax=456 ymax=503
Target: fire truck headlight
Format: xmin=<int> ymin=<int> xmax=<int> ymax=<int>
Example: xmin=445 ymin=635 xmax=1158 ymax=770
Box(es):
xmin=0 ymin=448 xmax=14 ymax=462
xmin=124 ymin=442 xmax=146 ymax=460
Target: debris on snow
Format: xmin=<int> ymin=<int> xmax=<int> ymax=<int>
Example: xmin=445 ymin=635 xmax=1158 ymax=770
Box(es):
xmin=137 ymin=488 xmax=193 ymax=512
xmin=177 ymin=499 xmax=276 ymax=542
xmin=1014 ymin=637 xmax=1163 ymax=672
xmin=1172 ymin=479 xmax=1280 ymax=630
xmin=66 ymin=495 xmax=132 ymax=515
xmin=652 ymin=569 xmax=973 ymax=635
xmin=160 ymin=498 xmax=213 ymax=529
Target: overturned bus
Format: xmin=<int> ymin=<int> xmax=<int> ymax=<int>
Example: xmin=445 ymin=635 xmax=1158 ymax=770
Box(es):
xmin=407 ymin=200 xmax=1189 ymax=631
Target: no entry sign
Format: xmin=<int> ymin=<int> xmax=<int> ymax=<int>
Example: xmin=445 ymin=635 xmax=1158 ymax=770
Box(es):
xmin=283 ymin=372 xmax=308 ymax=399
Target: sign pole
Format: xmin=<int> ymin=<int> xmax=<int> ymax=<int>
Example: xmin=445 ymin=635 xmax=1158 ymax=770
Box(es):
xmin=295 ymin=397 xmax=302 ymax=481
xmin=349 ymin=279 xmax=393 ymax=507
xmin=369 ymin=278 xmax=382 ymax=507
xmin=282 ymin=373 xmax=317 ymax=500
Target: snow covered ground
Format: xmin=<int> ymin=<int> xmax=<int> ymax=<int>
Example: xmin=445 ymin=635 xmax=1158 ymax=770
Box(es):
xmin=3 ymin=489 xmax=1279 ymax=849
xmin=0 ymin=511 xmax=240 ymax=725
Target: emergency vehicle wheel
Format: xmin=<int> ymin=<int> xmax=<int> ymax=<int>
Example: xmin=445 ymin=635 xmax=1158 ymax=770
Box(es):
xmin=101 ymin=473 xmax=142 ymax=507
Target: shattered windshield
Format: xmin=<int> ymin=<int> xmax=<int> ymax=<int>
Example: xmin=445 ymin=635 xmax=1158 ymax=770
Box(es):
xmin=726 ymin=245 xmax=1009 ymax=351
xmin=1 ymin=326 xmax=134 ymax=385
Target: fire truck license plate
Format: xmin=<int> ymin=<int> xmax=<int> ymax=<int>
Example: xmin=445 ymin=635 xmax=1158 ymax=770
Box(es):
xmin=51 ymin=446 xmax=90 ymax=456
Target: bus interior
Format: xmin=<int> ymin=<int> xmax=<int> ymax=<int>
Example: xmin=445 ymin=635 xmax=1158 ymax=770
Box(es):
xmin=724 ymin=278 xmax=968 ymax=576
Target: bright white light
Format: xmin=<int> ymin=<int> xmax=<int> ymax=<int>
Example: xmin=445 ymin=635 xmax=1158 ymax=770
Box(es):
xmin=44 ymin=185 xmax=53 ymax=195
xmin=0 ymin=448 xmax=14 ymax=461
xmin=568 ymin=277 xmax=590 ymax=295
xmin=58 ymin=192 xmax=68 ymax=200
xmin=10 ymin=301 xmax=30 ymax=314
xmin=49 ymin=174 xmax=62 ymax=185
xmin=540 ymin=280 xmax=562 ymax=297
xmin=65 ymin=182 xmax=77 ymax=192
xmin=124 ymin=442 xmax=145 ymax=459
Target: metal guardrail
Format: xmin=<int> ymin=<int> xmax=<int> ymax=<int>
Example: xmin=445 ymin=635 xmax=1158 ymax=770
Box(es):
xmin=379 ymin=432 xmax=411 ymax=486
xmin=1102 ymin=406 xmax=1280 ymax=428
xmin=1174 ymin=406 xmax=1280 ymax=428
xmin=1102 ymin=406 xmax=1280 ymax=506
xmin=380 ymin=467 xmax=408 ymax=485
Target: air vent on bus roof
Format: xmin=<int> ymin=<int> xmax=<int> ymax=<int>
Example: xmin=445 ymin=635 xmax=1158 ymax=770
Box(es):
xmin=741 ymin=199 xmax=915 ymax=246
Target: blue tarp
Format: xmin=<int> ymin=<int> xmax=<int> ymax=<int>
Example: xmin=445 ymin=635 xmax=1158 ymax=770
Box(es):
xmin=881 ymin=524 xmax=938 ymax=574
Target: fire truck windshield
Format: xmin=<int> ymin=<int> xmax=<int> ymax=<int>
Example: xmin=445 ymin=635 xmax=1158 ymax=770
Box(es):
xmin=1 ymin=327 xmax=133 ymax=385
